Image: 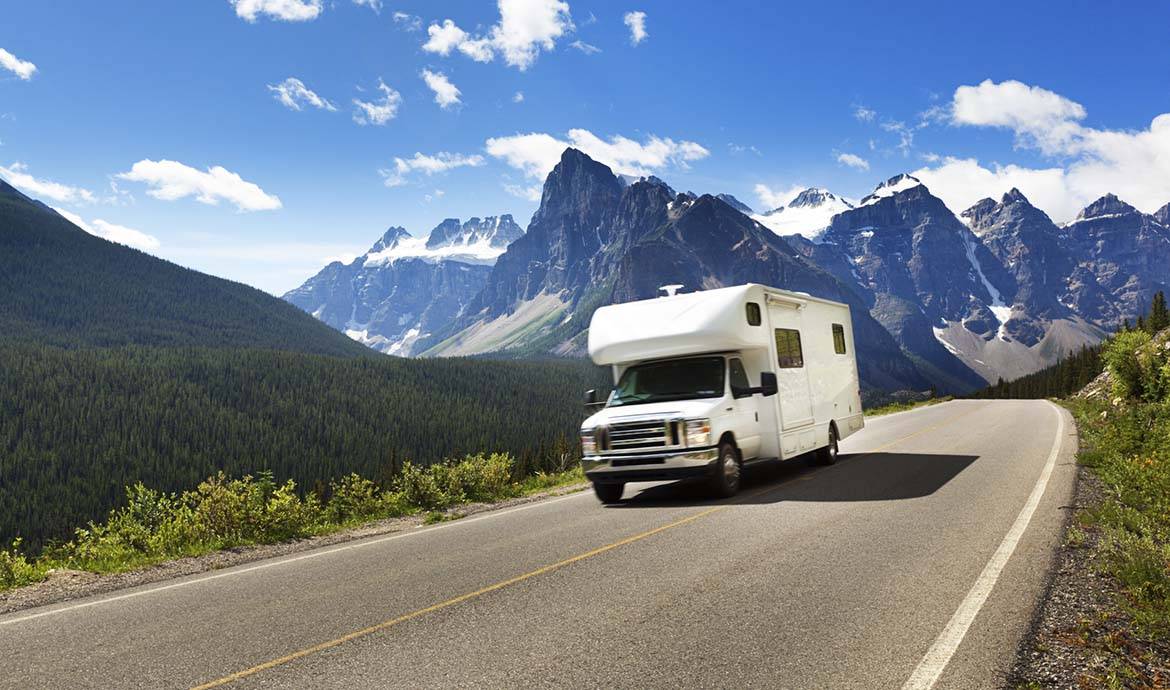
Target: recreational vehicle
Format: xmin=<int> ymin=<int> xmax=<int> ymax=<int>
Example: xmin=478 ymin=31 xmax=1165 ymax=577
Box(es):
xmin=580 ymin=283 xmax=864 ymax=503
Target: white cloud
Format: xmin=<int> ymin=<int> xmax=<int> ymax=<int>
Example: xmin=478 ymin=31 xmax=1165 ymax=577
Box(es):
xmin=421 ymin=0 xmax=573 ymax=71
xmin=915 ymin=79 xmax=1170 ymax=222
xmin=513 ymin=91 xmax=525 ymax=103
xmin=570 ymin=40 xmax=600 ymax=55
xmin=230 ymin=0 xmax=322 ymax=22
xmin=0 ymin=162 xmax=96 ymax=204
xmin=420 ymin=69 xmax=461 ymax=109
xmin=53 ymin=208 xmax=161 ymax=251
xmin=424 ymin=189 xmax=446 ymax=203
xmin=0 ymin=48 xmax=37 ymax=80
xmin=950 ymin=79 xmax=1085 ymax=154
xmin=485 ymin=129 xmax=709 ymax=179
xmin=852 ymin=105 xmax=876 ymax=122
xmin=352 ymin=0 xmax=380 ymax=13
xmin=379 ymin=151 xmax=486 ymax=187
xmin=352 ymin=79 xmax=402 ymax=125
xmin=117 ymin=160 xmax=282 ymax=212
xmin=623 ymin=11 xmax=647 ymax=45
xmin=267 ymin=77 xmax=336 ymax=111
xmin=392 ymin=11 xmax=421 ymax=31
xmin=504 ymin=183 xmax=542 ymax=202
xmin=753 ymin=183 xmax=803 ymax=212
xmin=836 ymin=153 xmax=870 ymax=171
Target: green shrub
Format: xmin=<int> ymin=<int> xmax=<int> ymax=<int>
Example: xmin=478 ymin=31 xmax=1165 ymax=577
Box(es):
xmin=395 ymin=462 xmax=457 ymax=511
xmin=0 ymin=539 xmax=44 ymax=589
xmin=325 ymin=474 xmax=409 ymax=524
xmin=450 ymin=453 xmax=517 ymax=502
xmin=1103 ymin=330 xmax=1152 ymax=400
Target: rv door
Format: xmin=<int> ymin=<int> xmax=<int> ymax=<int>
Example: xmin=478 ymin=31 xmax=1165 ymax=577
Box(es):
xmin=769 ymin=308 xmax=813 ymax=429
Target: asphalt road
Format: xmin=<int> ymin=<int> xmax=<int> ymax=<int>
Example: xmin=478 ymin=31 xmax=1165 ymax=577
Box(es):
xmin=1 ymin=399 xmax=1078 ymax=689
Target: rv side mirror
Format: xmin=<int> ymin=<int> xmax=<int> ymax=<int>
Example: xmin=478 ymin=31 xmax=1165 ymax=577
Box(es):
xmin=584 ymin=389 xmax=597 ymax=405
xmin=759 ymin=372 xmax=778 ymax=397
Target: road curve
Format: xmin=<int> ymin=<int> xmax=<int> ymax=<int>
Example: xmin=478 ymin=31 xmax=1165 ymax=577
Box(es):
xmin=1 ymin=399 xmax=1078 ymax=689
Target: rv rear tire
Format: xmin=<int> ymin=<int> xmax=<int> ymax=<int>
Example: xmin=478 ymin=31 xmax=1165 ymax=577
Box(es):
xmin=814 ymin=425 xmax=839 ymax=466
xmin=709 ymin=441 xmax=742 ymax=498
xmin=592 ymin=482 xmax=624 ymax=504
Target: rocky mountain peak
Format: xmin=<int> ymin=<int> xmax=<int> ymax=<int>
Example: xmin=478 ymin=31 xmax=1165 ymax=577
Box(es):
xmin=1002 ymin=188 xmax=1030 ymax=205
xmin=789 ymin=187 xmax=851 ymax=210
xmin=1077 ymin=193 xmax=1137 ymax=221
xmin=368 ymin=226 xmax=411 ymax=253
xmin=425 ymin=215 xmax=523 ymax=249
xmin=859 ymin=174 xmax=923 ymax=206
xmin=715 ymin=193 xmax=753 ymax=215
xmin=961 ymin=198 xmax=998 ymax=227
xmin=1153 ymin=202 xmax=1170 ymax=226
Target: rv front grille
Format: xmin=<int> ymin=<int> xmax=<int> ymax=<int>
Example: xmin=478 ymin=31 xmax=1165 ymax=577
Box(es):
xmin=603 ymin=420 xmax=674 ymax=451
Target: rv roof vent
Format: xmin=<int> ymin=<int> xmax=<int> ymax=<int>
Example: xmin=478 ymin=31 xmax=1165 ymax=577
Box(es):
xmin=659 ymin=284 xmax=684 ymax=297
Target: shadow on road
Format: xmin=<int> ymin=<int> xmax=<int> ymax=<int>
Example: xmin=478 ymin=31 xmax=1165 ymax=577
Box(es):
xmin=611 ymin=451 xmax=979 ymax=508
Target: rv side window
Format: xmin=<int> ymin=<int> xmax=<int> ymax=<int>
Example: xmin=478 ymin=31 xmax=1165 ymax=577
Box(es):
xmin=745 ymin=302 xmax=762 ymax=326
xmin=729 ymin=358 xmax=750 ymax=393
xmin=832 ymin=323 xmax=847 ymax=354
xmin=774 ymin=328 xmax=804 ymax=368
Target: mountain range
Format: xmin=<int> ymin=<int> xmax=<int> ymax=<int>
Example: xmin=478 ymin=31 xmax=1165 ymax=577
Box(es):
xmin=287 ymin=148 xmax=1170 ymax=394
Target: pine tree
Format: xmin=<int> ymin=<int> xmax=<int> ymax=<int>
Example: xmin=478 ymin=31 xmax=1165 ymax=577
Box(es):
xmin=1149 ymin=291 xmax=1169 ymax=333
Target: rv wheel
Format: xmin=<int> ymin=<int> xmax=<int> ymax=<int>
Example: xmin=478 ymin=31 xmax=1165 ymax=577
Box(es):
xmin=709 ymin=441 xmax=742 ymax=498
xmin=815 ymin=425 xmax=839 ymax=466
xmin=592 ymin=482 xmax=624 ymax=504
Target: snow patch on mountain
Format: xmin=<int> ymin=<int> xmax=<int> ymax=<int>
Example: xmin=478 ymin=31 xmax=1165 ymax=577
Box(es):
xmin=859 ymin=174 xmax=922 ymax=207
xmin=751 ymin=187 xmax=853 ymax=238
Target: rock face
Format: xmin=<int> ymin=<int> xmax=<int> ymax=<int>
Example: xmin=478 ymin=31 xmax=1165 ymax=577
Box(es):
xmin=284 ymin=216 xmax=522 ymax=355
xmin=422 ymin=149 xmax=932 ymax=392
xmin=715 ymin=193 xmax=753 ymax=215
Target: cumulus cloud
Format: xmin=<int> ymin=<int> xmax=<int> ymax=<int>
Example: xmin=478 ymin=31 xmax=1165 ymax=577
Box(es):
xmin=0 ymin=162 xmax=96 ymax=204
xmin=504 ymin=183 xmax=543 ymax=201
xmin=0 ymin=48 xmax=37 ymax=80
xmin=753 ymin=183 xmax=804 ymax=212
xmin=570 ymin=40 xmax=601 ymax=55
xmin=53 ymin=208 xmax=161 ymax=251
xmin=117 ymin=160 xmax=282 ymax=212
xmin=485 ymin=129 xmax=709 ymax=180
xmin=230 ymin=0 xmax=322 ymax=22
xmin=623 ymin=11 xmax=647 ymax=45
xmin=836 ymin=153 xmax=870 ymax=171
xmin=267 ymin=78 xmax=336 ymax=111
xmin=352 ymin=79 xmax=402 ymax=125
xmin=379 ymin=151 xmax=486 ymax=187
xmin=420 ymin=69 xmax=461 ymax=109
xmin=915 ymin=79 xmax=1170 ymax=222
xmin=513 ymin=91 xmax=525 ymax=103
xmin=352 ymin=0 xmax=380 ymax=12
xmin=422 ymin=0 xmax=573 ymax=71
xmin=392 ymin=11 xmax=421 ymax=31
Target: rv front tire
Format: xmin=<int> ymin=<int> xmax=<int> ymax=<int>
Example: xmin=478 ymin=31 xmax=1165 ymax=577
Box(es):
xmin=592 ymin=482 xmax=624 ymax=504
xmin=709 ymin=441 xmax=742 ymax=498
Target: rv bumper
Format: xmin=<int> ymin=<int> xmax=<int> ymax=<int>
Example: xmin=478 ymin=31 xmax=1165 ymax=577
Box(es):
xmin=581 ymin=447 xmax=719 ymax=484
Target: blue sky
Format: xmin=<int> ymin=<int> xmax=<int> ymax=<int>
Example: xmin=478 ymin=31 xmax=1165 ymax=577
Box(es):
xmin=3 ymin=0 xmax=1170 ymax=294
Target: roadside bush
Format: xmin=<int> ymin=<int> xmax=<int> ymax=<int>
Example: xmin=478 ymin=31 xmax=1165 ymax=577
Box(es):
xmin=1102 ymin=330 xmax=1170 ymax=402
xmin=189 ymin=472 xmax=319 ymax=546
xmin=395 ymin=461 xmax=459 ymax=511
xmin=0 ymin=540 xmax=43 ymax=589
xmin=450 ymin=453 xmax=516 ymax=502
xmin=325 ymin=474 xmax=410 ymax=524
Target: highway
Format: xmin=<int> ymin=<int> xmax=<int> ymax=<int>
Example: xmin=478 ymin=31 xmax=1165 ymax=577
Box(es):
xmin=1 ymin=399 xmax=1077 ymax=689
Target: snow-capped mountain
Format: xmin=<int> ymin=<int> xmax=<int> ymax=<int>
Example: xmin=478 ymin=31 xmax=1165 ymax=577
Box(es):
xmin=751 ymin=187 xmax=854 ymax=238
xmin=283 ymin=216 xmax=522 ymax=356
xmin=418 ymin=149 xmax=931 ymax=392
xmin=287 ymin=148 xmax=1170 ymax=394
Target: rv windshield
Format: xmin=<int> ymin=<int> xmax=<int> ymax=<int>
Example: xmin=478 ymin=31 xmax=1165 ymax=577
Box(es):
xmin=609 ymin=357 xmax=726 ymax=407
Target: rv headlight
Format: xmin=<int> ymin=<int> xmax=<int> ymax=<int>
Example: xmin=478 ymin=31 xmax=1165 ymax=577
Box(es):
xmin=684 ymin=419 xmax=712 ymax=448
xmin=580 ymin=429 xmax=597 ymax=455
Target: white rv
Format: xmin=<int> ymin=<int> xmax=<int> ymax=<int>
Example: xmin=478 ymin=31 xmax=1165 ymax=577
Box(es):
xmin=580 ymin=283 xmax=864 ymax=503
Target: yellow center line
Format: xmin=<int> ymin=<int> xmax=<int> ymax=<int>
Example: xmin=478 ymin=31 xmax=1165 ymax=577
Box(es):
xmin=191 ymin=403 xmax=986 ymax=689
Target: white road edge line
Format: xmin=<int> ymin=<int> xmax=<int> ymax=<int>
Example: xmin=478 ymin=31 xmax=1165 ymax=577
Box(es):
xmin=901 ymin=401 xmax=1067 ymax=690
xmin=0 ymin=490 xmax=591 ymax=627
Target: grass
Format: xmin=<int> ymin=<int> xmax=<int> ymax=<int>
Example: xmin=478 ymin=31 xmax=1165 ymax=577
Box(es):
xmin=0 ymin=453 xmax=586 ymax=593
xmin=865 ymin=395 xmax=953 ymax=417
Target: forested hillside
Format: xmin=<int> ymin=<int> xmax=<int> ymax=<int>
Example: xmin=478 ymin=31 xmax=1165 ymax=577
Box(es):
xmin=1 ymin=345 xmax=610 ymax=549
xmin=0 ymin=180 xmax=367 ymax=356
